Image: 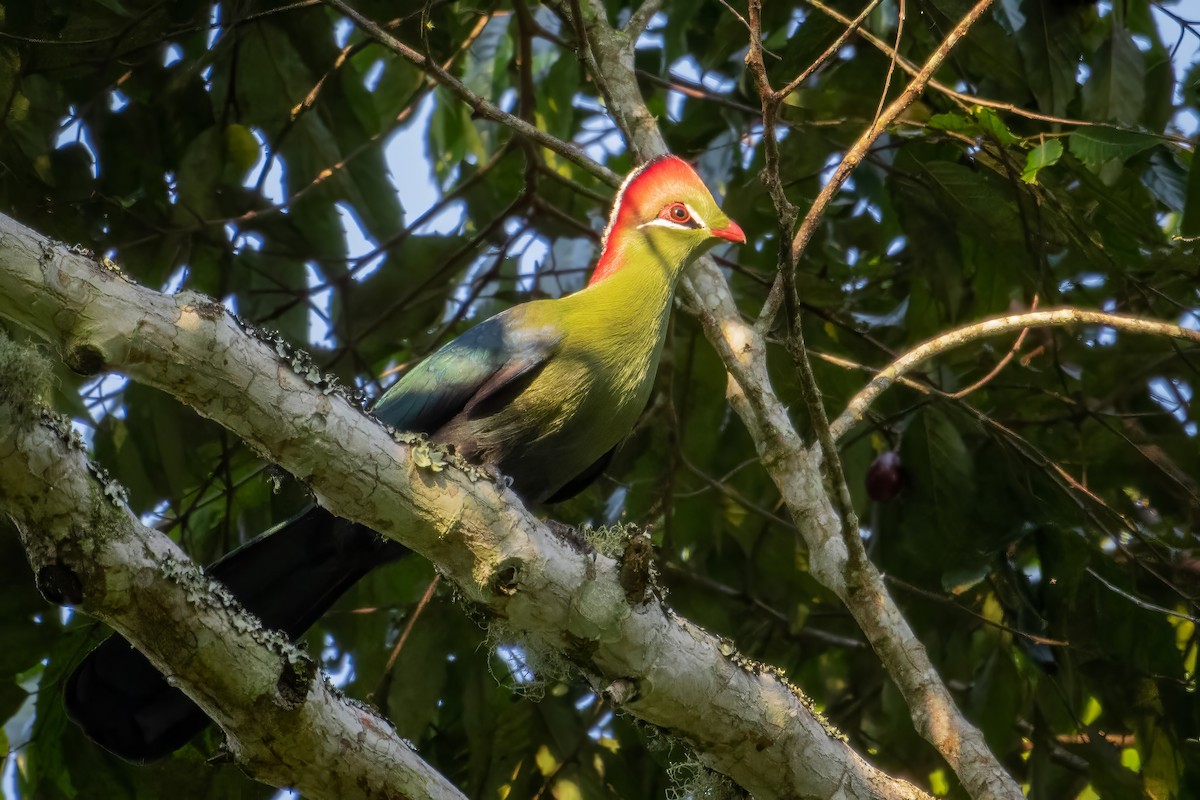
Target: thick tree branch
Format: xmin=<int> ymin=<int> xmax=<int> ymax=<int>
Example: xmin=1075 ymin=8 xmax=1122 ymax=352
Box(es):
xmin=0 ymin=217 xmax=932 ymax=799
xmin=0 ymin=343 xmax=462 ymax=800
xmin=831 ymin=308 xmax=1200 ymax=441
xmin=554 ymin=3 xmax=1022 ymax=798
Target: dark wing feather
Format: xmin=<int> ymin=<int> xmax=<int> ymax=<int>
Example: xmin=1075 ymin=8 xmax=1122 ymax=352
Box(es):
xmin=372 ymin=310 xmax=561 ymax=434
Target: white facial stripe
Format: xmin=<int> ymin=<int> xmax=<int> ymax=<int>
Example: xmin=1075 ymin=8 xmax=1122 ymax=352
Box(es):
xmin=685 ymin=203 xmax=707 ymax=229
xmin=638 ymin=218 xmax=685 ymax=230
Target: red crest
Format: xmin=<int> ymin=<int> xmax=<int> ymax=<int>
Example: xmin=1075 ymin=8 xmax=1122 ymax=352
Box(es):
xmin=589 ymin=156 xmax=709 ymax=286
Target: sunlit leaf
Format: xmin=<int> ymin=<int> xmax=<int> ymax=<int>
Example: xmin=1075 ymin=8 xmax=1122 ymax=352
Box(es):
xmin=1020 ymin=139 xmax=1063 ymax=184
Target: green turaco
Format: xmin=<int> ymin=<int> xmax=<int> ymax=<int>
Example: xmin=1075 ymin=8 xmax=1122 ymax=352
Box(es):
xmin=65 ymin=154 xmax=745 ymax=761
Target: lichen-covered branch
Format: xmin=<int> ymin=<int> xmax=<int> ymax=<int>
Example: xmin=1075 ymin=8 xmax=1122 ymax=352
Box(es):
xmin=0 ymin=215 xmax=932 ymax=799
xmin=0 ymin=340 xmax=463 ymax=800
xmin=831 ymin=308 xmax=1200 ymax=441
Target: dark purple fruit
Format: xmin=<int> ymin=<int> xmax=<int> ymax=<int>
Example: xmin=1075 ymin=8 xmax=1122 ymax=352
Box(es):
xmin=866 ymin=451 xmax=904 ymax=502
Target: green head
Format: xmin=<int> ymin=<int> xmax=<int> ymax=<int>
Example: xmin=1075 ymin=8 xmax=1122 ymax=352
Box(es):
xmin=588 ymin=156 xmax=745 ymax=286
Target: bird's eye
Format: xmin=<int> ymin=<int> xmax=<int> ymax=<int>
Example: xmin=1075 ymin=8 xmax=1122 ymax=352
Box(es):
xmin=661 ymin=202 xmax=691 ymax=224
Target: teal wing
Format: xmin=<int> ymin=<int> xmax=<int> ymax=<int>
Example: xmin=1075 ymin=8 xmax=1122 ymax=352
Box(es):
xmin=372 ymin=310 xmax=561 ymax=435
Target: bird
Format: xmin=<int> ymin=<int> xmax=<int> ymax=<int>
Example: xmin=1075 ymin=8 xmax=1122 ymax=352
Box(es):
xmin=63 ymin=154 xmax=746 ymax=762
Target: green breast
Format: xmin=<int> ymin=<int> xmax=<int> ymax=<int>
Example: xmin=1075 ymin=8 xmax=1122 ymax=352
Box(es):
xmin=454 ymin=329 xmax=664 ymax=501
xmin=438 ymin=265 xmax=675 ymax=503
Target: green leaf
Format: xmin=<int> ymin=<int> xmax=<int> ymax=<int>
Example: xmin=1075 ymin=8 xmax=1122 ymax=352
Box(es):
xmin=928 ymin=107 xmax=1019 ymax=146
xmin=0 ymin=531 xmax=57 ymax=676
xmin=1142 ymin=150 xmax=1188 ymax=211
xmin=174 ymin=126 xmax=223 ymax=221
xmin=536 ymin=53 xmax=578 ymax=140
xmin=0 ymin=44 xmax=20 ymax=109
xmin=902 ymin=407 xmax=975 ymax=545
xmin=1182 ymin=153 xmax=1200 ymax=237
xmin=1082 ymin=26 xmax=1146 ymax=125
xmin=460 ymin=16 xmax=511 ymax=99
xmin=48 ymin=142 xmax=95 ymax=199
xmin=1005 ymin=0 xmax=1080 ymax=117
xmin=942 ymin=563 xmax=992 ymax=596
xmin=1068 ymin=126 xmax=1157 ymax=175
xmin=927 ymin=112 xmax=973 ymax=134
xmin=971 ymin=106 xmax=1020 ymax=146
xmin=88 ymin=0 xmax=134 ymax=17
xmin=5 ymin=75 xmax=63 ymax=176
xmin=0 ymin=680 xmax=27 ymax=722
xmin=231 ymin=22 xmax=403 ymax=243
xmin=969 ymin=649 xmax=1021 ymax=752
xmin=331 ymin=234 xmax=467 ymax=366
xmin=1021 ymin=139 xmax=1063 ymax=184
xmin=918 ymin=161 xmax=1022 ymax=242
xmin=223 ymin=123 xmax=260 ymax=180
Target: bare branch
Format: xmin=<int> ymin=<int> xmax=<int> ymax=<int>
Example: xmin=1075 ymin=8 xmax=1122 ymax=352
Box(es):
xmin=832 ymin=308 xmax=1200 ymax=441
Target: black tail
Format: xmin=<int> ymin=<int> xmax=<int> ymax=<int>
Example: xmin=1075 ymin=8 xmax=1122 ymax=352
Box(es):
xmin=63 ymin=506 xmax=409 ymax=762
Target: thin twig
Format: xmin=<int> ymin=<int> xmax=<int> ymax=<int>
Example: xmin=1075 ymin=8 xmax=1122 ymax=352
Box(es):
xmin=872 ymin=0 xmax=904 ymax=125
xmin=744 ymin=0 xmax=798 ymax=322
xmin=323 ymin=0 xmax=620 ymax=187
xmin=885 ymin=575 xmax=1070 ymax=647
xmin=384 ymin=575 xmax=442 ymax=674
xmin=716 ymin=0 xmax=755 ymax=39
xmin=778 ymin=0 xmax=883 ymax=98
xmin=240 ymin=10 xmax=493 ymax=225
xmin=747 ymin=0 xmax=863 ymax=572
xmin=637 ymin=69 xmax=796 ymax=121
xmin=947 ymin=295 xmax=1039 ymax=399
xmin=759 ymin=0 xmax=997 ymax=331
xmin=1086 ymin=568 xmax=1199 ymax=624
xmin=372 ymin=573 xmax=442 ymax=718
